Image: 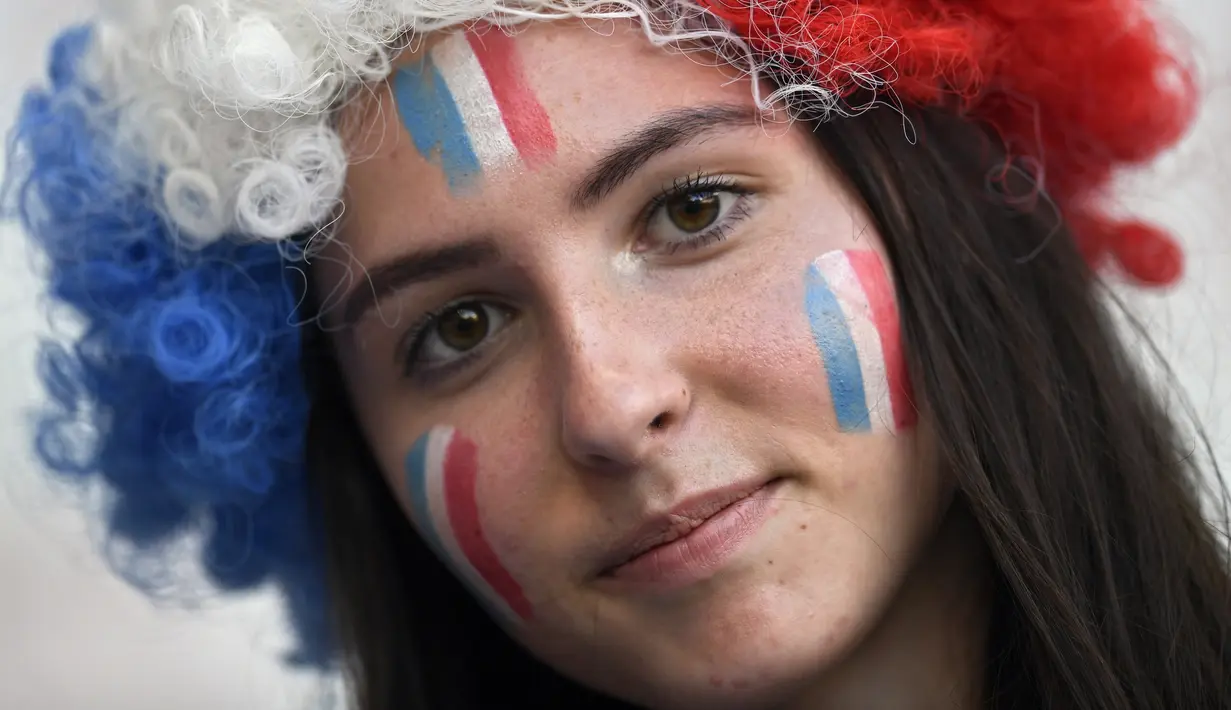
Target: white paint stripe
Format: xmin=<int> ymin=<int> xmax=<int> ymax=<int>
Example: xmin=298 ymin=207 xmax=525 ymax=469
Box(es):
xmin=817 ymin=251 xmax=893 ymax=434
xmin=424 ymin=426 xmax=516 ymax=620
xmin=431 ymin=33 xmax=518 ymax=170
xmin=423 ymin=427 xmax=463 ymax=562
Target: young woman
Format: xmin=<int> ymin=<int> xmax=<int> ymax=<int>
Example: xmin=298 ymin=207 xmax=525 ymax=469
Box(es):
xmin=6 ymin=0 xmax=1229 ymax=708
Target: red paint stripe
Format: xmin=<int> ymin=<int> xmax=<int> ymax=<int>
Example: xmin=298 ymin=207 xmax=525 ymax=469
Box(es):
xmin=465 ymin=30 xmax=557 ymax=165
xmin=847 ymin=251 xmax=916 ymax=430
xmin=442 ymin=432 xmax=534 ymax=620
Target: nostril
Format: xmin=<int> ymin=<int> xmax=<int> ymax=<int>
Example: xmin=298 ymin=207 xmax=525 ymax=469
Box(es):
xmin=649 ymin=413 xmax=668 ymax=430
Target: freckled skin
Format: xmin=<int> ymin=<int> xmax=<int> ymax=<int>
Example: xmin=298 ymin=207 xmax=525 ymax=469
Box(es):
xmin=322 ymin=19 xmax=976 ymax=710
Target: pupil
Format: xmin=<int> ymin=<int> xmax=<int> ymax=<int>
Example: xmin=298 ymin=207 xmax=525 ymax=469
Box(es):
xmin=438 ymin=304 xmax=489 ymax=351
xmin=668 ymin=192 xmax=720 ymax=232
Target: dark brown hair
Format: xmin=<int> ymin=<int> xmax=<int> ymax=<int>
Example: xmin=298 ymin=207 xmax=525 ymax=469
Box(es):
xmin=302 ymin=101 xmax=1231 ymax=709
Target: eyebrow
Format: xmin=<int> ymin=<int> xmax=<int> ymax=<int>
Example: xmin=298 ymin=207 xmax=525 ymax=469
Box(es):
xmin=569 ymin=103 xmax=764 ymax=211
xmin=340 ymin=239 xmax=502 ymax=325
xmin=338 ymin=103 xmax=764 ymax=325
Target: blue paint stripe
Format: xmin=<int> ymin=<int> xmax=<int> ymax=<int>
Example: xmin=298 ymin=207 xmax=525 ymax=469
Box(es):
xmin=393 ymin=58 xmax=482 ymax=190
xmin=405 ymin=431 xmax=448 ymax=556
xmin=805 ymin=263 xmax=871 ymax=432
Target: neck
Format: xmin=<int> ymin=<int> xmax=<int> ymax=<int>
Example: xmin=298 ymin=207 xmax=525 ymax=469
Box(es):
xmin=785 ymin=500 xmax=993 ymax=710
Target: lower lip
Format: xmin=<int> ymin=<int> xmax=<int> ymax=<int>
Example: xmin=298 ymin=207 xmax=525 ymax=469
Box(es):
xmin=607 ymin=480 xmax=781 ymax=590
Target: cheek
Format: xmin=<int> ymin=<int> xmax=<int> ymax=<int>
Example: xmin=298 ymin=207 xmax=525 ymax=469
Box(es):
xmin=401 ymin=426 xmax=535 ymax=626
xmin=681 ymin=266 xmax=826 ymax=416
xmin=796 ymin=248 xmax=935 ymax=557
xmin=692 ymin=248 xmax=915 ymax=436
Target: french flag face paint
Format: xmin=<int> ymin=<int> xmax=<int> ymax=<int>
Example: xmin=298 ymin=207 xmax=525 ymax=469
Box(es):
xmin=393 ymin=29 xmax=557 ymax=193
xmin=404 ymin=426 xmax=534 ymax=623
xmin=805 ymin=250 xmax=917 ymax=434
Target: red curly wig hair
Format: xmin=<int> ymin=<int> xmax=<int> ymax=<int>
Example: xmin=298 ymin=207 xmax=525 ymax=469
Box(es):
xmin=699 ymin=0 xmax=1198 ymax=285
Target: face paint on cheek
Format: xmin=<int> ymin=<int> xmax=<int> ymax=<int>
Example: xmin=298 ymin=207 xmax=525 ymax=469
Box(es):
xmin=404 ymin=426 xmax=534 ymax=623
xmin=805 ymin=249 xmax=917 ymax=433
xmin=392 ymin=29 xmax=557 ymax=193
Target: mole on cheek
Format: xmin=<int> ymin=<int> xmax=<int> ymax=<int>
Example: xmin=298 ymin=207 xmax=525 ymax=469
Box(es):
xmin=403 ymin=426 xmax=535 ymax=622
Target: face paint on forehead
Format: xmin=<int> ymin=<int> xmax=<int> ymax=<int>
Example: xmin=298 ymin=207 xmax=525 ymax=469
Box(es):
xmin=805 ymin=249 xmax=917 ymax=434
xmin=392 ymin=29 xmax=557 ymax=193
xmin=404 ymin=426 xmax=534 ymax=623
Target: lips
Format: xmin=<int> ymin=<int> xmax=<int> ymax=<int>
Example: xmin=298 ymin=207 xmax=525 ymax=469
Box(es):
xmin=600 ymin=478 xmax=777 ymax=575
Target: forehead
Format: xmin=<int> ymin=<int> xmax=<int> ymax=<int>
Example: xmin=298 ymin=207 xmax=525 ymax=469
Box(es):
xmin=335 ymin=20 xmax=756 ymax=261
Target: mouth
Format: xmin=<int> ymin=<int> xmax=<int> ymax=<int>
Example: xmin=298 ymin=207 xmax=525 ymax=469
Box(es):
xmin=599 ymin=477 xmax=785 ymax=589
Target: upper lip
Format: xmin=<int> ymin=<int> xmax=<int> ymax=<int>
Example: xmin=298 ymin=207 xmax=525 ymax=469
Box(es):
xmin=599 ymin=478 xmax=774 ymax=574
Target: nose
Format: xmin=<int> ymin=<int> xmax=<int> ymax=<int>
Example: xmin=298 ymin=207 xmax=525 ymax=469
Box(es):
xmin=556 ymin=315 xmax=691 ymax=471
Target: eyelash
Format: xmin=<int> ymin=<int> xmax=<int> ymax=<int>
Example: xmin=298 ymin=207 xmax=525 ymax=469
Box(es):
xmin=640 ymin=171 xmax=755 ymax=254
xmin=399 ymin=173 xmax=756 ymax=380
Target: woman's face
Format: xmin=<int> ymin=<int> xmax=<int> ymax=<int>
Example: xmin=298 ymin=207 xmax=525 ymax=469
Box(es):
xmin=322 ymin=20 xmax=949 ymax=709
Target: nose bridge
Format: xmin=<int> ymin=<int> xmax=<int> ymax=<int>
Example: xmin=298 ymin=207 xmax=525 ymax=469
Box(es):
xmin=547 ymin=275 xmax=690 ymax=472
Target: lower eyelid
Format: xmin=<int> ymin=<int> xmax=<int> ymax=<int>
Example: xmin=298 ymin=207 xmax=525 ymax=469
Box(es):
xmin=407 ymin=344 xmax=486 ymax=386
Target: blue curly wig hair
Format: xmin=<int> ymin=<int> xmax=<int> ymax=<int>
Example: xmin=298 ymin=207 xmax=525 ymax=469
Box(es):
xmin=6 ymin=25 xmax=329 ymax=665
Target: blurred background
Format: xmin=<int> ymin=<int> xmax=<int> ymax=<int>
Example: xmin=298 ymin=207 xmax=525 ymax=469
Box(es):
xmin=1 ymin=1 xmax=1228 ymax=708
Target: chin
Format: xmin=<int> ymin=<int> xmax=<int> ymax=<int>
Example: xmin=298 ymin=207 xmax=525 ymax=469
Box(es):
xmin=606 ymin=630 xmax=849 ymax=710
xmin=546 ymin=577 xmax=879 ymax=710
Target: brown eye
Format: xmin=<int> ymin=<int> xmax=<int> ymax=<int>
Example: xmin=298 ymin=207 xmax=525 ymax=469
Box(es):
xmin=644 ymin=178 xmax=751 ymax=253
xmin=402 ymin=300 xmax=516 ymax=378
xmin=665 ymin=191 xmax=722 ymax=233
xmin=436 ymin=302 xmax=489 ymax=352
